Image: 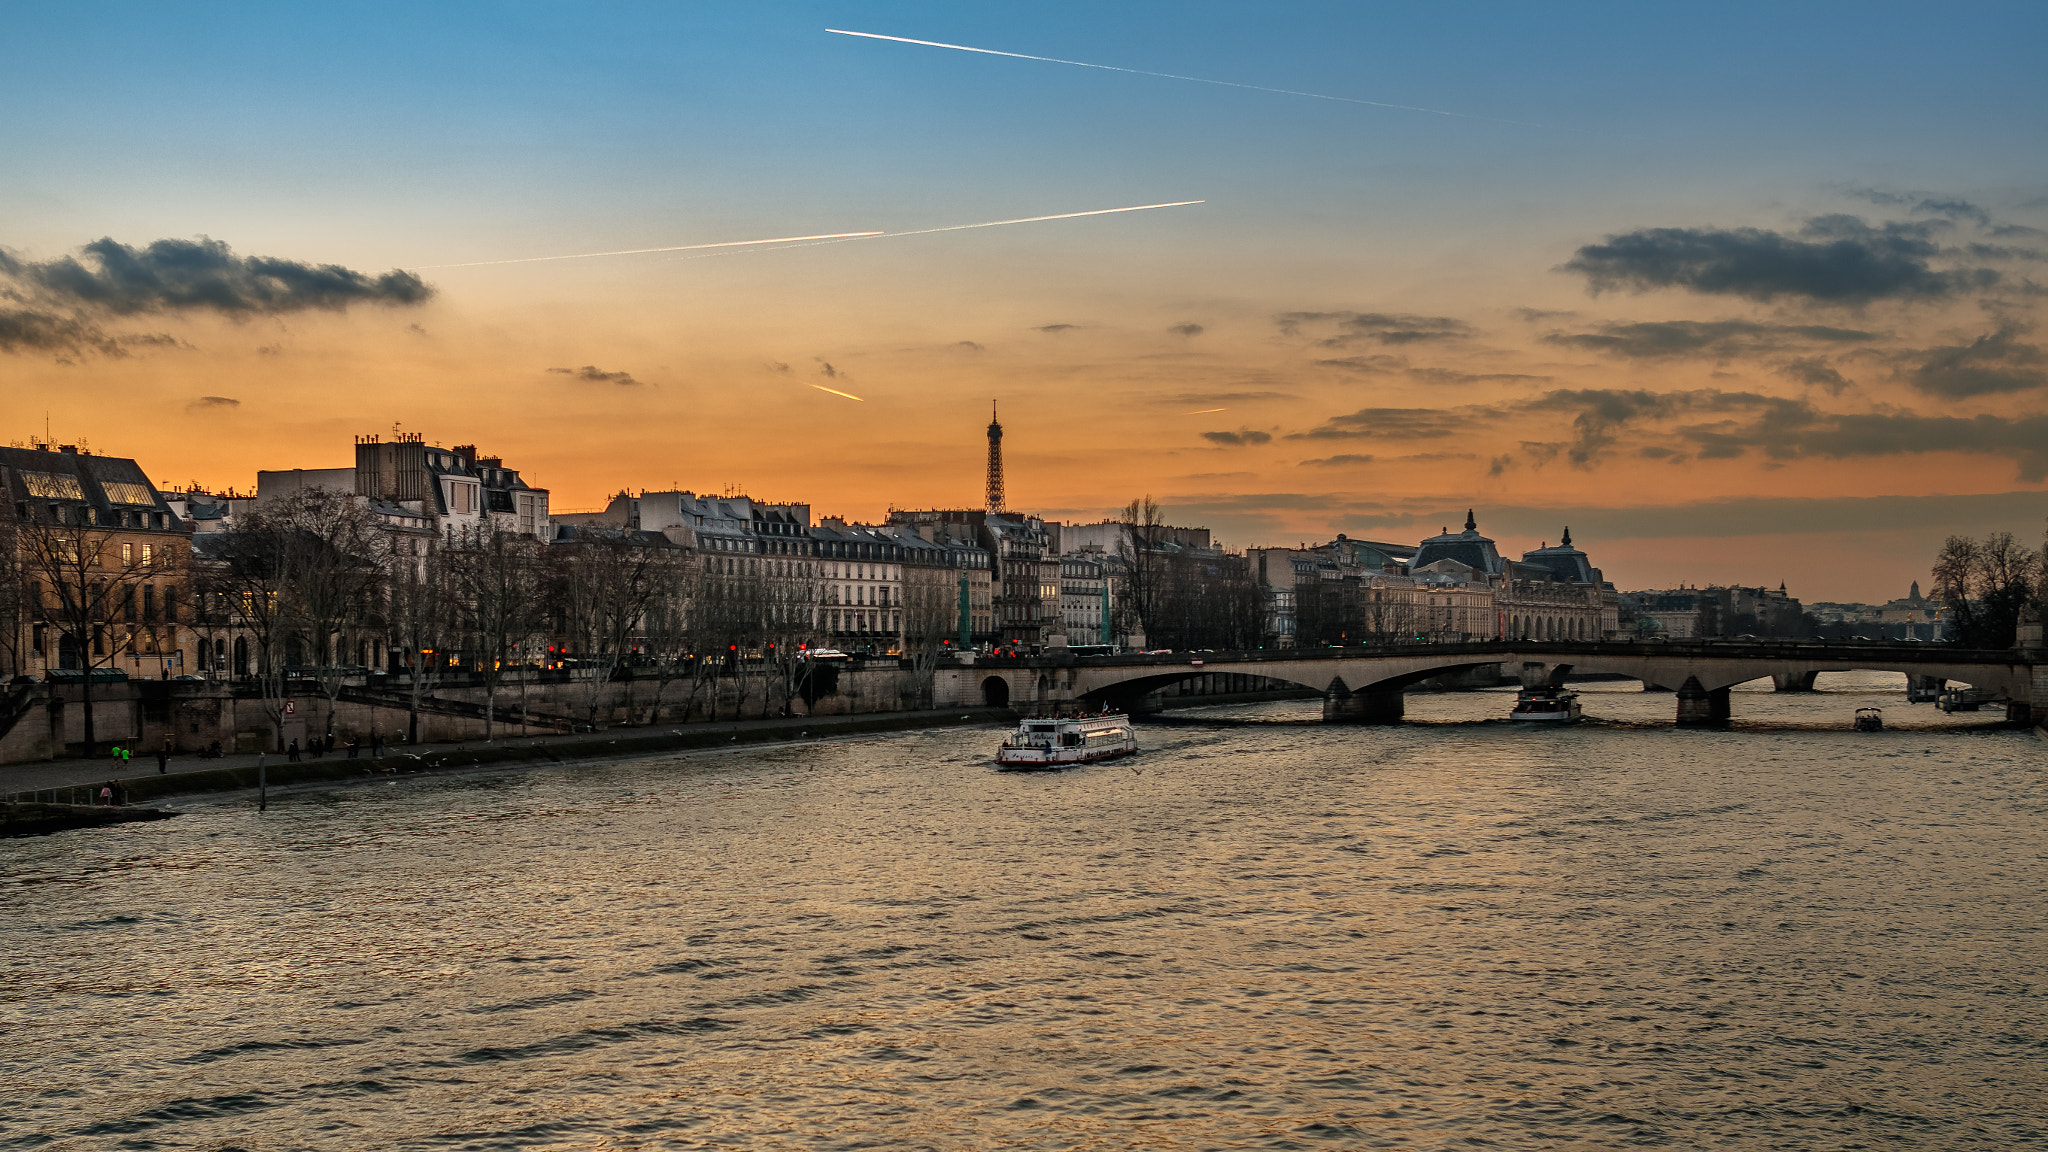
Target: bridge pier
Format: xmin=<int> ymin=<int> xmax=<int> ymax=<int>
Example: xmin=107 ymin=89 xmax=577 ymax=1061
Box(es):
xmin=1772 ymin=671 xmax=1820 ymax=692
xmin=1676 ymin=676 xmax=1731 ymax=725
xmin=1323 ymin=679 xmax=1403 ymax=724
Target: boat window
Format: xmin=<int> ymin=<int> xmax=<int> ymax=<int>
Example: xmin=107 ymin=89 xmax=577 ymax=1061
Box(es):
xmin=1029 ymin=724 xmax=1054 ymax=732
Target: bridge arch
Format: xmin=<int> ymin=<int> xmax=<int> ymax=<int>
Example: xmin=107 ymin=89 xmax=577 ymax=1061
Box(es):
xmin=981 ymin=676 xmax=1010 ymax=708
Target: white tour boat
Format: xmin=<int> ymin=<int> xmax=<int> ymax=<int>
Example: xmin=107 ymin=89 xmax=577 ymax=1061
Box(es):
xmin=1510 ymin=686 xmax=1582 ymax=723
xmin=995 ymin=711 xmax=1138 ymax=770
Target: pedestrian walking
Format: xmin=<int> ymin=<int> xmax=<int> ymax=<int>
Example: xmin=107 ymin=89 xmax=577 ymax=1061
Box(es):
xmin=373 ymin=735 xmax=384 ymax=758
xmin=99 ymin=782 xmax=112 ymax=805
xmin=287 ymin=738 xmax=300 ymax=762
xmin=155 ymin=748 xmax=168 ymax=774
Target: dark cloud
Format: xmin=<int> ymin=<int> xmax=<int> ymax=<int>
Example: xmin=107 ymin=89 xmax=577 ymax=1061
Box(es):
xmin=1032 ymin=323 xmax=1078 ymax=333
xmin=1848 ymin=189 xmax=1992 ymax=226
xmin=1560 ymin=215 xmax=2000 ymax=302
xmin=768 ymin=361 xmax=791 ymax=373
xmin=1293 ymin=388 xmax=1822 ymax=468
xmin=1201 ymin=429 xmax=1273 ymax=446
xmin=6 ymin=236 xmax=431 ymax=315
xmin=548 ymin=365 xmax=642 ymax=386
xmin=1520 ymin=388 xmax=1808 ymax=467
xmin=1316 ymin=354 xmax=1406 ymax=375
xmin=1289 ymin=407 xmax=1471 ymax=441
xmin=1407 ymin=367 xmax=1553 ymax=386
xmin=1902 ymin=326 xmax=2048 ymax=398
xmin=0 ymin=236 xmax=431 ymax=359
xmin=1278 ymin=311 xmax=1474 ymax=345
xmin=1299 ymin=454 xmax=1374 ymax=467
xmin=1673 ymin=407 xmax=2048 ymax=480
xmin=0 ymin=307 xmax=188 ymax=358
xmin=954 ymin=341 xmax=984 ymax=352
xmin=0 ymin=308 xmax=122 ymax=356
xmin=188 ymin=396 xmax=240 ymax=409
xmin=256 ymin=343 xmax=283 ymax=356
xmin=1546 ymin=319 xmax=1879 ymax=359
xmin=1515 ymin=307 xmax=1579 ymax=322
xmin=818 ymin=361 xmax=841 ymax=379
xmin=1168 ymin=322 xmax=1205 ymax=337
xmin=1316 ymin=352 xmax=1548 ymax=385
xmin=1780 ymin=356 xmax=1852 ymax=394
xmin=1486 ymin=489 xmax=2048 ymax=541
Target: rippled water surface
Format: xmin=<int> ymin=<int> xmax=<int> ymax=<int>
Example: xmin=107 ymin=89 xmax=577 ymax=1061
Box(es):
xmin=4 ymin=674 xmax=2044 ymax=1150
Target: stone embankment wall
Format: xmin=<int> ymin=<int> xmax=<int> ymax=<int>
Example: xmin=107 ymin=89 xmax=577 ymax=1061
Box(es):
xmin=0 ymin=665 xmax=927 ymax=764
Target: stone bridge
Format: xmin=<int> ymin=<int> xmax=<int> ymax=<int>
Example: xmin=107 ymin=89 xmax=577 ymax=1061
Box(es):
xmin=939 ymin=640 xmax=2047 ymax=726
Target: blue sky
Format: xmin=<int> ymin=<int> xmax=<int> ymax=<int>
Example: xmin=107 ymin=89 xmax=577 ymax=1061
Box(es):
xmin=3 ymin=2 xmax=2045 ymax=599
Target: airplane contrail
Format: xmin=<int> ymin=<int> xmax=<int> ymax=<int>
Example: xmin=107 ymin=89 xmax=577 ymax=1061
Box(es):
xmin=416 ymin=231 xmax=885 ymax=270
xmin=810 ymin=384 xmax=865 ymax=401
xmin=884 ymin=200 xmax=1205 ymax=238
xmin=431 ymin=202 xmax=1203 ymax=271
xmin=826 ymin=28 xmax=1542 ymax=127
xmin=1185 ymin=407 xmax=1228 ymax=414
xmin=662 ymin=200 xmax=1204 ymax=262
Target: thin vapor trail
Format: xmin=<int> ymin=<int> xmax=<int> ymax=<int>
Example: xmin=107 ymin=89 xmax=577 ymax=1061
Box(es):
xmin=810 ymin=384 xmax=865 ymax=401
xmin=1186 ymin=408 xmax=1228 ymax=414
xmin=826 ymin=28 xmax=1542 ymax=127
xmin=663 ymin=200 xmax=1206 ymax=261
xmin=417 ymin=231 xmax=884 ymax=270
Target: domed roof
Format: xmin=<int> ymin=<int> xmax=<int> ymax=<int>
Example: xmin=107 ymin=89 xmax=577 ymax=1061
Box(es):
xmin=1410 ymin=509 xmax=1505 ymax=575
xmin=1520 ymin=526 xmax=1597 ymax=584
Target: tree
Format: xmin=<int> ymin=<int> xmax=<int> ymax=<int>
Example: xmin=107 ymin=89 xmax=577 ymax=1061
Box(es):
xmin=452 ymin=527 xmax=544 ymax=739
xmin=634 ymin=552 xmax=702 ymax=725
xmin=386 ymin=534 xmax=460 ymax=744
xmin=758 ymin=555 xmax=823 ymax=718
xmin=283 ymin=490 xmax=384 ymax=741
xmin=0 ymin=518 xmax=24 ymax=680
xmin=549 ymin=529 xmax=677 ymax=730
xmin=1933 ymin=531 xmax=2044 ymax=648
xmin=200 ymin=489 xmax=382 ymax=749
xmin=1116 ymin=496 xmax=1168 ymax=647
xmin=14 ymin=506 xmax=183 ymax=756
xmin=899 ymin=564 xmax=959 ymax=709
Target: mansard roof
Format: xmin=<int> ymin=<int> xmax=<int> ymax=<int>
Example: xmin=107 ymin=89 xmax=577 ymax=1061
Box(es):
xmin=1519 ymin=527 xmax=1598 ymax=584
xmin=1410 ymin=510 xmax=1504 ymax=575
xmin=0 ymin=445 xmax=181 ymax=531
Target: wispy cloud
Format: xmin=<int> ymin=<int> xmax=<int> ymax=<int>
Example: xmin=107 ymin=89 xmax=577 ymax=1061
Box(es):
xmin=1202 ymin=429 xmax=1273 ymax=446
xmin=548 ymin=365 xmax=642 ymax=386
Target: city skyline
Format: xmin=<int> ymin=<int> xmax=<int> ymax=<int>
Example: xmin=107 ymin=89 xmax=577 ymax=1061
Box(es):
xmin=5 ymin=1 xmax=2045 ymax=603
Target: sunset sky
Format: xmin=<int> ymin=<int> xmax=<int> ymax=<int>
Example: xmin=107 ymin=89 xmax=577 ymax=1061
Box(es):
xmin=4 ymin=1 xmax=2045 ymax=602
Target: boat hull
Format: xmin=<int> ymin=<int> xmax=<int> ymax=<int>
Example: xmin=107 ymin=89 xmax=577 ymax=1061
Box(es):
xmin=994 ymin=745 xmax=1137 ymax=772
xmin=1510 ymin=708 xmax=1580 ymax=723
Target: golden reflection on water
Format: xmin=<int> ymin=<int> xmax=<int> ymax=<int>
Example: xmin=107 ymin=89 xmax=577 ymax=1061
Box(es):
xmin=1 ymin=673 xmax=2041 ymax=1150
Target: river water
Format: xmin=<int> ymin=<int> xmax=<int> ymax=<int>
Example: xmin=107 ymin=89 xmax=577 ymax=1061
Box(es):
xmin=3 ymin=673 xmax=2043 ymax=1150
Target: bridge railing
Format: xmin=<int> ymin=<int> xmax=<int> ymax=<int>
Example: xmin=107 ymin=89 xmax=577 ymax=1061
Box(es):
xmin=985 ymin=638 xmax=2025 ymax=668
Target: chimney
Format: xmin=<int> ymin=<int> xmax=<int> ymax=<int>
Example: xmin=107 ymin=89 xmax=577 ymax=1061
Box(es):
xmin=58 ymin=444 xmax=76 ymax=454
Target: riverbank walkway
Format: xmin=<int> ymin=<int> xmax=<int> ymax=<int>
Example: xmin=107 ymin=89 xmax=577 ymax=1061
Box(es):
xmin=1 ymin=707 xmax=1011 ymax=802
